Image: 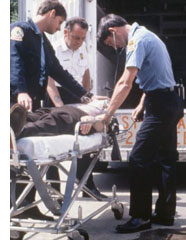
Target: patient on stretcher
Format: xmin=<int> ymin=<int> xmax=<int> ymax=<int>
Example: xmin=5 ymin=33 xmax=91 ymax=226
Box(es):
xmin=10 ymin=100 xmax=107 ymax=139
xmin=10 ymin=101 xmax=109 ymax=211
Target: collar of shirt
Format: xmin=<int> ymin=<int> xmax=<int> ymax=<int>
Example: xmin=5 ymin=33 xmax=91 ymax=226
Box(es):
xmin=60 ymin=38 xmax=72 ymax=52
xmin=28 ymin=19 xmax=41 ymax=35
xmin=128 ymin=22 xmax=139 ymax=41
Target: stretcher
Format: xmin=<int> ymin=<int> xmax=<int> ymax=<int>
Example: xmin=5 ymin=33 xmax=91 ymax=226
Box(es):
xmin=10 ymin=119 xmax=126 ymax=240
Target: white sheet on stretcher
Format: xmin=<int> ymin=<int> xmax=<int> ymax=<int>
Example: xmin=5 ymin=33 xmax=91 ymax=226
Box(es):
xmin=16 ymin=133 xmax=103 ymax=160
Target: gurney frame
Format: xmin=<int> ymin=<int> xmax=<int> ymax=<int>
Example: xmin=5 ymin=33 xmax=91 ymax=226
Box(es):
xmin=10 ymin=120 xmax=124 ymax=240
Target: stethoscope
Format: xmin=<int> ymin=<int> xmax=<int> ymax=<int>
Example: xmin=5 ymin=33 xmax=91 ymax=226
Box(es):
xmin=105 ymin=32 xmax=125 ymax=94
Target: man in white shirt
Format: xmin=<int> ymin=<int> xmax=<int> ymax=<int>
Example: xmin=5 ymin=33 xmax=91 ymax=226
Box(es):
xmin=45 ymin=17 xmax=91 ymax=107
xmin=43 ymin=18 xmax=108 ymax=200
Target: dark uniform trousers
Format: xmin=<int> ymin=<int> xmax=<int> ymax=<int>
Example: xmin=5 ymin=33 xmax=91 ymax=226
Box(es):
xmin=129 ymin=90 xmax=183 ymax=219
xmin=16 ymin=106 xmax=96 ymax=203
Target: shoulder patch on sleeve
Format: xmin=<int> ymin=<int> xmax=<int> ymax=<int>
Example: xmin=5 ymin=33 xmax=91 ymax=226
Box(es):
xmin=127 ymin=39 xmax=136 ymax=53
xmin=11 ymin=26 xmax=24 ymax=41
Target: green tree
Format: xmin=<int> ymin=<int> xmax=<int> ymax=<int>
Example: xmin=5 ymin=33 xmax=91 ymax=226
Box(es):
xmin=10 ymin=0 xmax=18 ymax=23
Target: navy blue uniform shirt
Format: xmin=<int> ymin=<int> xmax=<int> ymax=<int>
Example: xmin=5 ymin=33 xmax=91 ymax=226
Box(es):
xmin=10 ymin=19 xmax=86 ymax=106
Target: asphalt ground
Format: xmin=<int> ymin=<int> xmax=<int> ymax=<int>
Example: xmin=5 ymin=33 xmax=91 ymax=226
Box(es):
xmin=16 ymin=164 xmax=186 ymax=240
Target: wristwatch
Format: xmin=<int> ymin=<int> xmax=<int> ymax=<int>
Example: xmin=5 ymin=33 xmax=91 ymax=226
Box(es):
xmin=80 ymin=92 xmax=94 ymax=103
xmin=85 ymin=92 xmax=94 ymax=99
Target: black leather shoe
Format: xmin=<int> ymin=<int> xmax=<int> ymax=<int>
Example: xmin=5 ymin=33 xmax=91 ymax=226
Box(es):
xmin=116 ymin=218 xmax=151 ymax=233
xmin=151 ymin=213 xmax=174 ymax=226
xmin=17 ymin=206 xmax=54 ymax=221
xmin=82 ymin=187 xmax=108 ymax=201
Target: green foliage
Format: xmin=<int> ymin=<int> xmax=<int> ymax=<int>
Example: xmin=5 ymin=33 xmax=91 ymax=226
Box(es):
xmin=10 ymin=0 xmax=18 ymax=23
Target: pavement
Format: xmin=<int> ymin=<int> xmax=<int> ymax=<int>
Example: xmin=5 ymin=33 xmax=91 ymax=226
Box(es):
xmin=18 ymin=170 xmax=186 ymax=240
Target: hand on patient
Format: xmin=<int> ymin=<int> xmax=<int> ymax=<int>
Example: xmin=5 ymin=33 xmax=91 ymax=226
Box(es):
xmin=80 ymin=115 xmax=105 ymax=135
xmin=17 ymin=93 xmax=32 ymax=112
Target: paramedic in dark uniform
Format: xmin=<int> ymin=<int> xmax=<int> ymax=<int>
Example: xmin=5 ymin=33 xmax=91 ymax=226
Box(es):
xmin=10 ymin=0 xmax=93 ymax=112
xmin=96 ymin=14 xmax=184 ymax=233
xmin=10 ymin=0 xmax=95 ymax=221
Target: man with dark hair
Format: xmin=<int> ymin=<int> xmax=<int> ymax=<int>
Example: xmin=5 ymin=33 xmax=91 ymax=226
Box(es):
xmin=10 ymin=0 xmax=93 ymax=112
xmin=65 ymin=17 xmax=89 ymax=32
xmin=45 ymin=17 xmax=91 ymax=107
xmin=97 ymin=14 xmax=128 ymax=45
xmin=36 ymin=0 xmax=67 ymax=17
xmin=95 ymin=13 xmax=184 ymax=233
xmin=10 ymin=0 xmax=97 ymax=221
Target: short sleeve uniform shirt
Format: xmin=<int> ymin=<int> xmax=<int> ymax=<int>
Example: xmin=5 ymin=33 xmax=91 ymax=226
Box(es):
xmin=125 ymin=22 xmax=176 ymax=91
xmin=54 ymin=39 xmax=89 ymax=87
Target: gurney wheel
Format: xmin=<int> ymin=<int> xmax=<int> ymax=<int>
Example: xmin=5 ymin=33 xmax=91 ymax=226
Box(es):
xmin=78 ymin=229 xmax=89 ymax=240
xmin=68 ymin=229 xmax=89 ymax=240
xmin=10 ymin=226 xmax=26 ymax=240
xmin=10 ymin=223 xmax=26 ymax=240
xmin=10 ymin=233 xmax=25 ymax=240
xmin=112 ymin=203 xmax=124 ymax=220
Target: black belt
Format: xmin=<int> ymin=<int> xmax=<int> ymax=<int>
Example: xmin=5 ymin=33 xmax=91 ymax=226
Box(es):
xmin=145 ymin=86 xmax=175 ymax=94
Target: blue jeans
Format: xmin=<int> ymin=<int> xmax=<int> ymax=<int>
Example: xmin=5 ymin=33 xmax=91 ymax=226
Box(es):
xmin=129 ymin=90 xmax=183 ymax=219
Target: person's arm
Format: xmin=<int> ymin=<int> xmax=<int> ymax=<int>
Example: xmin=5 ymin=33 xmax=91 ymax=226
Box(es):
xmin=80 ymin=67 xmax=138 ymax=134
xmin=47 ymin=77 xmax=64 ymax=107
xmin=82 ymin=69 xmax=91 ymax=91
xmin=105 ymin=67 xmax=138 ymax=122
xmin=131 ymin=93 xmax=146 ymax=122
xmin=80 ymin=115 xmax=105 ymax=134
xmin=45 ymin=36 xmax=108 ymax=103
xmin=10 ymin=24 xmax=32 ymax=111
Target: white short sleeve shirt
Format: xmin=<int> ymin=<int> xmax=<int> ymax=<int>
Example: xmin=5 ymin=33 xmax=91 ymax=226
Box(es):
xmin=54 ymin=39 xmax=89 ymax=87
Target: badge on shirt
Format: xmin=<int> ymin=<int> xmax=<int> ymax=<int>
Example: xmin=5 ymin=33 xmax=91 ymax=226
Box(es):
xmin=80 ymin=53 xmax=84 ymax=60
xmin=10 ymin=26 xmax=24 ymax=41
xmin=127 ymin=39 xmax=136 ymax=53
